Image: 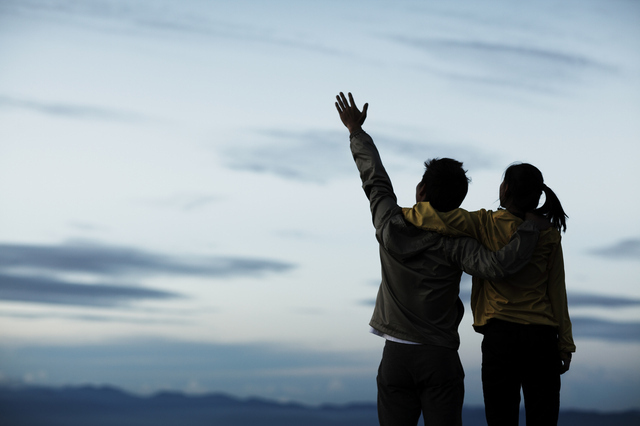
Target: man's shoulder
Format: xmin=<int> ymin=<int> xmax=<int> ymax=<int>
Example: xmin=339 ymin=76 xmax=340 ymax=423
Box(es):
xmin=389 ymin=212 xmax=438 ymax=236
xmin=382 ymin=213 xmax=445 ymax=254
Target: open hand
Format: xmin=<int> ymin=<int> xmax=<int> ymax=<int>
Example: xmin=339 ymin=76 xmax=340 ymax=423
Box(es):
xmin=335 ymin=92 xmax=368 ymax=134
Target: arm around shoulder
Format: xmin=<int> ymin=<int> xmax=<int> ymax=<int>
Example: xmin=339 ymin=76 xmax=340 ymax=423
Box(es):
xmin=447 ymin=220 xmax=539 ymax=280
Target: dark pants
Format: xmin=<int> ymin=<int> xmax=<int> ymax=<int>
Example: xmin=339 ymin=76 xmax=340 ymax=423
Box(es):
xmin=377 ymin=340 xmax=464 ymax=426
xmin=481 ymin=319 xmax=562 ymax=426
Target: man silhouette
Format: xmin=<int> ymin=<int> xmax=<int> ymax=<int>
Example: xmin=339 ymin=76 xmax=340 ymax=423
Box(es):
xmin=335 ymin=92 xmax=542 ymax=426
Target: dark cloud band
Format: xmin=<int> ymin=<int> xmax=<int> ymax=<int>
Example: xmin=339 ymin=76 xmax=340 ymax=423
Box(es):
xmin=0 ymin=96 xmax=143 ymax=121
xmin=386 ymin=35 xmax=614 ymax=94
xmin=0 ymin=242 xmax=294 ymax=278
xmin=589 ymin=239 xmax=640 ymax=261
xmin=390 ymin=36 xmax=606 ymax=69
xmin=0 ymin=241 xmax=294 ymax=307
xmin=570 ymin=293 xmax=640 ymax=307
xmin=0 ymin=273 xmax=178 ymax=307
xmin=572 ymin=317 xmax=640 ymax=342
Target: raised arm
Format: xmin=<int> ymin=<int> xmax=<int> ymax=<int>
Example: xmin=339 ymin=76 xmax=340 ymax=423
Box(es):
xmin=336 ymin=92 xmax=400 ymax=231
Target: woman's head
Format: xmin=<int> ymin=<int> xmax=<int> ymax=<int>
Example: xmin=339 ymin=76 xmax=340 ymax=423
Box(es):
xmin=500 ymin=163 xmax=568 ymax=232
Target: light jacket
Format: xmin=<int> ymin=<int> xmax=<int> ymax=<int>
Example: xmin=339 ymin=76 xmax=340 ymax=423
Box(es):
xmin=402 ymin=201 xmax=576 ymax=354
xmin=350 ymin=131 xmax=539 ymax=349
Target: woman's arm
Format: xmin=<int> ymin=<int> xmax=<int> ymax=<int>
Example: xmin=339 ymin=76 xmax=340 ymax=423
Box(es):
xmin=547 ymin=241 xmax=576 ymax=373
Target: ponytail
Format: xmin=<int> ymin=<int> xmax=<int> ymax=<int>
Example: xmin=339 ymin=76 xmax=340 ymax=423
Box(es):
xmin=536 ymin=184 xmax=568 ymax=233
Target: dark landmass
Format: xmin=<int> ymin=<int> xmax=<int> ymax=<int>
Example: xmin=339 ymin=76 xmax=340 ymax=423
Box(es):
xmin=0 ymin=384 xmax=638 ymax=426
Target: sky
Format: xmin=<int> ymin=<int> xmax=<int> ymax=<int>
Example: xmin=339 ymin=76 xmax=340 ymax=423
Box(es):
xmin=1 ymin=0 xmax=639 ymax=411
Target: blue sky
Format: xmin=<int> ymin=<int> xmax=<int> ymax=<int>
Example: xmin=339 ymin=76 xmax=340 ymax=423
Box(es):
xmin=1 ymin=0 xmax=639 ymax=410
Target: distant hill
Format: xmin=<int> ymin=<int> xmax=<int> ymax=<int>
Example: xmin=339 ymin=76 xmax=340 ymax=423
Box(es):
xmin=0 ymin=384 xmax=638 ymax=426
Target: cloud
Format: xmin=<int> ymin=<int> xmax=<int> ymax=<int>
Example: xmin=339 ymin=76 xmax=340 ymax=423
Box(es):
xmin=224 ymin=129 xmax=501 ymax=183
xmin=0 ymin=273 xmax=178 ymax=307
xmin=0 ymin=241 xmax=294 ymax=278
xmin=358 ymin=299 xmax=376 ymax=307
xmin=0 ymin=96 xmax=145 ymax=122
xmin=387 ymin=35 xmax=613 ymax=92
xmin=395 ymin=37 xmax=606 ymax=69
xmin=589 ymin=239 xmax=640 ymax=261
xmin=2 ymin=0 xmax=341 ymax=56
xmin=139 ymin=193 xmax=223 ymax=212
xmin=358 ymin=289 xmax=640 ymax=343
xmin=223 ymin=130 xmax=353 ymax=183
xmin=68 ymin=222 xmax=109 ymax=232
xmin=380 ymin=136 xmax=501 ymax=171
xmin=0 ymin=241 xmax=294 ymax=307
xmin=572 ymin=317 xmax=640 ymax=342
xmin=570 ymin=292 xmax=640 ymax=308
xmin=0 ymin=309 xmax=192 ymax=324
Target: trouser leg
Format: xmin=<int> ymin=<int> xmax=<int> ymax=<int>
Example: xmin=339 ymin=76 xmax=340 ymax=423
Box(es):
xmin=481 ymin=330 xmax=522 ymax=426
xmin=377 ymin=342 xmax=422 ymax=426
xmin=417 ymin=347 xmax=464 ymax=426
xmin=481 ymin=320 xmax=562 ymax=426
xmin=522 ymin=327 xmax=561 ymax=426
xmin=376 ymin=341 xmax=464 ymax=426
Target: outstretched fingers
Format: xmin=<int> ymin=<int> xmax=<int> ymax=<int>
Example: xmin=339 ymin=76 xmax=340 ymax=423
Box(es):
xmin=335 ymin=91 xmax=368 ymax=132
xmin=348 ymin=92 xmax=358 ymax=110
xmin=360 ymin=102 xmax=369 ymax=124
xmin=335 ymin=92 xmax=347 ymax=112
xmin=336 ymin=92 xmax=363 ymax=112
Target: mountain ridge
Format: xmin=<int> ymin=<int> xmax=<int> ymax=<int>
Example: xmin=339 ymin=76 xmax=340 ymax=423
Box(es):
xmin=1 ymin=384 xmax=638 ymax=426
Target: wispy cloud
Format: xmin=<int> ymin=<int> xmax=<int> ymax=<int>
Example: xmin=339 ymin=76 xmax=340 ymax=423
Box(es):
xmin=0 ymin=96 xmax=145 ymax=122
xmin=138 ymin=193 xmax=223 ymax=212
xmin=0 ymin=241 xmax=294 ymax=278
xmin=358 ymin=299 xmax=376 ymax=307
xmin=380 ymin=136 xmax=500 ymax=172
xmin=0 ymin=309 xmax=192 ymax=324
xmin=570 ymin=292 xmax=640 ymax=307
xmin=1 ymin=0 xmax=341 ymax=56
xmin=0 ymin=241 xmax=294 ymax=307
xmin=394 ymin=37 xmax=606 ymax=68
xmin=224 ymin=129 xmax=501 ymax=183
xmin=223 ymin=130 xmax=352 ymax=183
xmin=68 ymin=222 xmax=110 ymax=232
xmin=359 ymin=289 xmax=640 ymax=343
xmin=387 ymin=35 xmax=614 ymax=92
xmin=0 ymin=273 xmax=178 ymax=307
xmin=572 ymin=317 xmax=640 ymax=342
xmin=589 ymin=239 xmax=640 ymax=261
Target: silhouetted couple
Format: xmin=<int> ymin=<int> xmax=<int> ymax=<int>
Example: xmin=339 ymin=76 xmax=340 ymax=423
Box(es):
xmin=335 ymin=92 xmax=574 ymax=426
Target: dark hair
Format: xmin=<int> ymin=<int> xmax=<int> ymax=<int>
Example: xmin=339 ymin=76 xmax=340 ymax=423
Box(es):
xmin=502 ymin=163 xmax=568 ymax=232
xmin=420 ymin=158 xmax=470 ymax=212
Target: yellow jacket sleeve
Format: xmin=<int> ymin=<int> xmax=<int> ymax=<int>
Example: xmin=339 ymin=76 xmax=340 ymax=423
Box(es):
xmin=547 ymin=242 xmax=576 ymax=354
xmin=402 ymin=202 xmax=485 ymax=240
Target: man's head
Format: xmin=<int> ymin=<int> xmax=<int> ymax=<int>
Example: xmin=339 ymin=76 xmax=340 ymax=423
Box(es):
xmin=416 ymin=158 xmax=469 ymax=211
